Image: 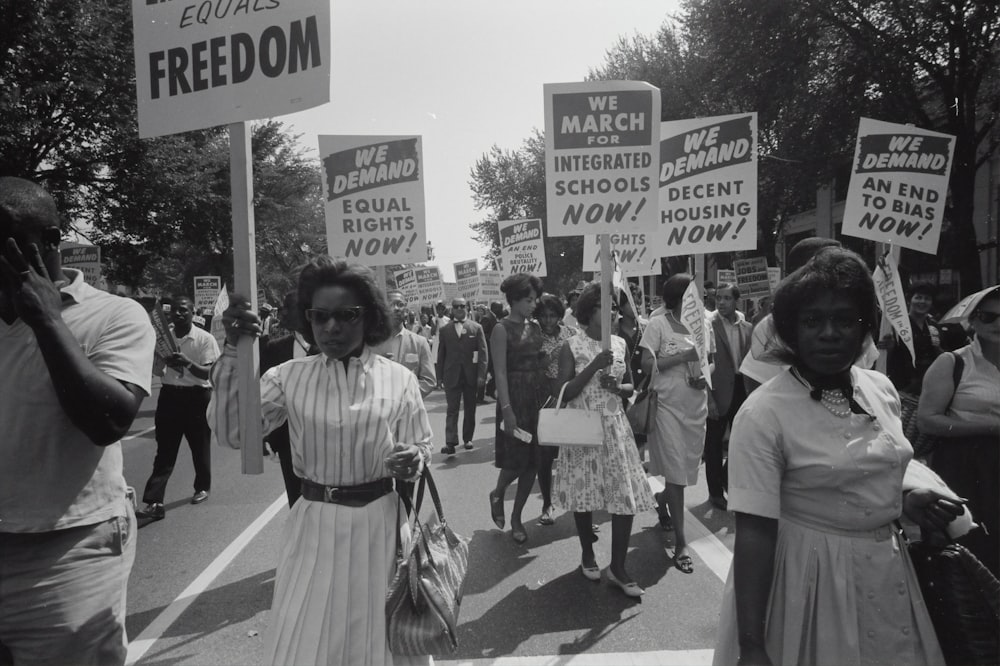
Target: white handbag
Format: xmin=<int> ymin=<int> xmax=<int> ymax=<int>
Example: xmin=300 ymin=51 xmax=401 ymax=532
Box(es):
xmin=536 ymin=382 xmax=604 ymax=448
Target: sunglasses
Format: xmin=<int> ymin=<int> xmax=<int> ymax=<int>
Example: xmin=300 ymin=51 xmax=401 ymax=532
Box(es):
xmin=972 ymin=310 xmax=1000 ymax=324
xmin=304 ymin=307 xmax=365 ymax=325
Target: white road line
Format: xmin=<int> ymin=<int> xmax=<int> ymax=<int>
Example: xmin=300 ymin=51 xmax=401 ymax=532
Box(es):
xmin=125 ymin=494 xmax=287 ymax=666
xmin=123 ymin=426 xmax=155 ymax=441
xmin=647 ymin=477 xmax=732 ymax=583
xmin=437 ymin=649 xmax=714 ymax=665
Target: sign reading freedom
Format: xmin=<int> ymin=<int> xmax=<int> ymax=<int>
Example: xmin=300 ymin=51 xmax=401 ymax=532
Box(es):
xmin=132 ymin=0 xmax=331 ymax=138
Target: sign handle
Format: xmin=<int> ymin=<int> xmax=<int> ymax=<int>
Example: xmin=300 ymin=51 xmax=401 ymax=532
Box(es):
xmin=230 ymin=121 xmax=263 ymax=475
xmin=600 ymin=234 xmax=612 ymax=351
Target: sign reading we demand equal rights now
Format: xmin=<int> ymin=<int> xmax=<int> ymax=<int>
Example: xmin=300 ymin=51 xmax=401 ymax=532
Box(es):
xmin=131 ymin=0 xmax=331 ymax=138
xmin=842 ymin=118 xmax=955 ymax=255
xmin=544 ymin=81 xmax=660 ymax=237
xmin=659 ymin=113 xmax=758 ymax=256
xmin=498 ymin=219 xmax=547 ymax=277
xmin=319 ymin=136 xmax=427 ymax=266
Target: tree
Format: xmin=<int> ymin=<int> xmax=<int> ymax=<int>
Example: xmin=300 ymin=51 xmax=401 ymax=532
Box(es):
xmin=469 ymin=130 xmax=585 ymax=297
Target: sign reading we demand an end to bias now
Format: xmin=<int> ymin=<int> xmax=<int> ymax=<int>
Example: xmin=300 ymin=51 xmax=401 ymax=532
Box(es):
xmin=498 ymin=219 xmax=547 ymax=277
xmin=843 ymin=118 xmax=955 ymax=255
xmin=544 ymin=81 xmax=660 ymax=237
xmin=131 ymin=0 xmax=331 ymax=138
xmin=658 ymin=113 xmax=758 ymax=256
xmin=319 ymin=136 xmax=427 ymax=267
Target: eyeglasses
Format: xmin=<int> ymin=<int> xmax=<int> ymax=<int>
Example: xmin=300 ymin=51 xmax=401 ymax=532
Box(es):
xmin=972 ymin=310 xmax=1000 ymax=324
xmin=452 ymin=304 xmax=467 ymax=309
xmin=797 ymin=314 xmax=863 ymax=331
xmin=304 ymin=307 xmax=365 ymax=325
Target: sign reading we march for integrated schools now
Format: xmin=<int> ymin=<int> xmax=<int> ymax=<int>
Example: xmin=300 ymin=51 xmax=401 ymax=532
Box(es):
xmin=843 ymin=118 xmax=955 ymax=255
xmin=131 ymin=0 xmax=331 ymax=138
xmin=498 ymin=219 xmax=547 ymax=277
xmin=319 ymin=135 xmax=427 ymax=267
xmin=659 ymin=113 xmax=757 ymax=256
xmin=193 ymin=276 xmax=222 ymax=312
xmin=544 ymin=81 xmax=660 ymax=237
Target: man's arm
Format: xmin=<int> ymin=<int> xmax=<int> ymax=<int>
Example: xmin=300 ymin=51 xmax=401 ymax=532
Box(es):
xmin=475 ymin=323 xmax=489 ymax=385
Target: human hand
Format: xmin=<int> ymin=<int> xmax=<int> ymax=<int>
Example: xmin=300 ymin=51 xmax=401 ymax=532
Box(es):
xmin=903 ymin=488 xmax=967 ymax=534
xmin=384 ymin=443 xmax=422 ymax=479
xmin=223 ymin=295 xmax=262 ymax=345
xmin=164 ymin=351 xmax=192 ymax=368
xmin=688 ymin=375 xmax=708 ymax=390
xmin=0 ymin=239 xmax=63 ymax=329
xmin=598 ymin=373 xmax=620 ymax=393
xmin=680 ymin=347 xmax=700 ymax=362
xmin=590 ymin=349 xmax=614 ymax=372
xmin=501 ymin=406 xmax=517 ymax=434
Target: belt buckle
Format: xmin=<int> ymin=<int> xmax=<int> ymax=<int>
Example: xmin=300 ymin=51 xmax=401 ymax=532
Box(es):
xmin=324 ymin=486 xmax=342 ymax=503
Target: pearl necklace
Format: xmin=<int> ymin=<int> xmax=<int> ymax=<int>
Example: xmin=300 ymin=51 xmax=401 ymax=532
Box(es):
xmin=819 ymin=389 xmax=851 ymax=418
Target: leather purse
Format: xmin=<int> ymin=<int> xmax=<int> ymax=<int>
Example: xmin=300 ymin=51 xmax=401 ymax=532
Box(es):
xmin=537 ymin=382 xmax=604 ymax=448
xmin=626 ymin=373 xmax=657 ymax=437
xmin=386 ymin=469 xmax=469 ymax=656
xmin=898 ymin=352 xmax=963 ymax=461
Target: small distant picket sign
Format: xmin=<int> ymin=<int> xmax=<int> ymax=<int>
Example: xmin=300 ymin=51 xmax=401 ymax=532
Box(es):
xmin=582 ymin=233 xmax=659 ymax=276
xmin=717 ymin=268 xmax=736 ymax=285
xmin=394 ymin=267 xmax=419 ymax=304
xmin=318 ymin=135 xmax=427 ymax=267
xmin=454 ymin=259 xmax=480 ymax=300
xmin=59 ymin=244 xmax=101 ymax=286
xmin=478 ymin=270 xmax=503 ymax=302
xmin=498 ymin=219 xmax=547 ymax=277
xmin=194 ymin=276 xmax=222 ymax=312
xmin=442 ymin=282 xmax=459 ymax=303
xmin=544 ymin=81 xmax=661 ymax=237
xmin=658 ymin=113 xmax=758 ymax=256
xmin=131 ymin=0 xmax=331 ymax=138
xmin=842 ymin=118 xmax=955 ymax=255
xmin=414 ymin=266 xmax=444 ymax=307
xmin=734 ymin=257 xmax=771 ymax=300
xmin=767 ymin=267 xmax=781 ymax=292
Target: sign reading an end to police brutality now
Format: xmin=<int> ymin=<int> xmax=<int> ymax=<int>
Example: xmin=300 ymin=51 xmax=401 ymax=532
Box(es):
xmin=319 ymin=135 xmax=427 ymax=267
xmin=131 ymin=0 xmax=330 ymax=138
xmin=454 ymin=260 xmax=480 ymax=300
xmin=843 ymin=118 xmax=955 ymax=255
xmin=544 ymin=81 xmax=660 ymax=237
xmin=658 ymin=113 xmax=757 ymax=256
xmin=498 ymin=219 xmax=547 ymax=277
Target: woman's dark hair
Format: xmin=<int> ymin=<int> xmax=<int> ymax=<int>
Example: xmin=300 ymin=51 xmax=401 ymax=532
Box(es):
xmin=771 ymin=247 xmax=877 ymax=360
xmin=574 ymin=283 xmax=602 ymax=326
xmin=534 ymin=293 xmax=565 ymax=319
xmin=501 ymin=273 xmax=542 ymax=304
xmin=661 ymin=273 xmax=692 ymax=309
xmin=296 ymin=256 xmax=392 ymax=347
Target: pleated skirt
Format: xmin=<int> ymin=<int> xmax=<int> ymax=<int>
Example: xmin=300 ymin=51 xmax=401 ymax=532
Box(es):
xmin=265 ymin=492 xmax=432 ymax=666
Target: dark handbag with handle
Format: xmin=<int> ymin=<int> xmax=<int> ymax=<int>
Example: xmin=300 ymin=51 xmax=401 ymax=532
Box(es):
xmin=626 ymin=373 xmax=657 ymax=438
xmin=386 ymin=469 xmax=469 ymax=656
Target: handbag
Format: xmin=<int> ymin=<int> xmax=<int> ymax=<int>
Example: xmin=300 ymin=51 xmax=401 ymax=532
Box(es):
xmin=626 ymin=373 xmax=657 ymax=437
xmin=386 ymin=469 xmax=469 ymax=656
xmin=898 ymin=352 xmax=963 ymax=461
xmin=907 ymin=534 xmax=1000 ymax=665
xmin=536 ymin=382 xmax=604 ymax=447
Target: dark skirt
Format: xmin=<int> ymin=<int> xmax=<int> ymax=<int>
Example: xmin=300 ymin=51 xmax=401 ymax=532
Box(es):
xmin=494 ymin=369 xmax=547 ymax=472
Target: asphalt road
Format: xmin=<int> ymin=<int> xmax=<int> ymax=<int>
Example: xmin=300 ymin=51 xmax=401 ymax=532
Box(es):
xmin=122 ymin=379 xmax=736 ymax=665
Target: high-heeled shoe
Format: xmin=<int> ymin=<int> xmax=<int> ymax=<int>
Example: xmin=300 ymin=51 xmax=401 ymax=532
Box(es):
xmin=580 ymin=562 xmax=601 ymax=581
xmin=488 ymin=491 xmax=504 ymax=529
xmin=605 ymin=568 xmax=644 ymax=597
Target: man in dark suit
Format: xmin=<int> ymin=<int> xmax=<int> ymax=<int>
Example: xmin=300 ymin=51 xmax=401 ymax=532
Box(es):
xmin=477 ymin=302 xmax=499 ymax=403
xmin=705 ymin=283 xmax=752 ymax=510
xmin=436 ymin=297 xmax=488 ymax=455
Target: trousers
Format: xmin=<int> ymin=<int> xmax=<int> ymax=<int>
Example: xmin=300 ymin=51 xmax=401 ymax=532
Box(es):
xmin=143 ymin=385 xmax=212 ymax=504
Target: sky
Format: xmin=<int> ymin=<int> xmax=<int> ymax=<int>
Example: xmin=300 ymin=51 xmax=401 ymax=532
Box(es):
xmin=282 ymin=0 xmax=682 ymax=282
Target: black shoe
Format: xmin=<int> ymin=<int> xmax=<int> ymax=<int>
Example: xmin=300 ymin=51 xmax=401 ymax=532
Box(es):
xmin=709 ymin=495 xmax=728 ymax=511
xmin=137 ymin=503 xmax=164 ymax=521
xmin=191 ymin=490 xmax=210 ymax=505
xmin=440 ymin=445 xmax=457 ymax=456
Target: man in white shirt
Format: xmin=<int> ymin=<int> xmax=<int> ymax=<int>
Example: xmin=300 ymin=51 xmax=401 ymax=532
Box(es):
xmin=137 ymin=295 xmax=220 ymax=520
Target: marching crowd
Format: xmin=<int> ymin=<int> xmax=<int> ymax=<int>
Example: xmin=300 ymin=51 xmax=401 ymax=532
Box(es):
xmin=2 ymin=176 xmax=999 ymax=665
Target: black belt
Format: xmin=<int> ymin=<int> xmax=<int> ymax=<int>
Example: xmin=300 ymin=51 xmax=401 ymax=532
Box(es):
xmin=300 ymin=478 xmax=395 ymax=507
xmin=161 ymin=384 xmax=211 ymax=391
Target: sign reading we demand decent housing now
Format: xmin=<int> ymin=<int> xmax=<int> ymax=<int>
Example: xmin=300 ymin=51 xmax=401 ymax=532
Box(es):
xmin=319 ymin=136 xmax=427 ymax=267
xmin=132 ymin=0 xmax=331 ymax=138
xmin=842 ymin=118 xmax=955 ymax=255
xmin=544 ymin=81 xmax=660 ymax=238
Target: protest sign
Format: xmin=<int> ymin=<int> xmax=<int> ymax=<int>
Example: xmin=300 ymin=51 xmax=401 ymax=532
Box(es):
xmin=544 ymin=81 xmax=660 ymax=237
xmin=658 ymin=113 xmax=757 ymax=256
xmin=582 ymin=233 xmax=659 ymax=276
xmin=454 ymin=260 xmax=480 ymax=300
xmin=150 ymin=302 xmax=179 ymax=359
xmin=842 ymin=118 xmax=955 ymax=254
xmin=132 ymin=0 xmax=330 ymax=138
xmin=734 ymin=257 xmax=771 ymax=299
xmin=319 ymin=135 xmax=427 ymax=267
xmin=873 ymin=251 xmax=915 ymax=365
xmin=194 ymin=276 xmax=222 ymax=312
xmin=414 ymin=266 xmax=444 ymax=306
xmin=681 ymin=281 xmax=712 ymax=389
xmin=394 ymin=267 xmax=419 ymax=303
xmin=60 ymin=244 xmax=101 ymax=286
xmin=442 ymin=282 xmax=459 ymax=303
xmin=498 ymin=218 xmax=547 ymax=276
xmin=478 ymin=270 xmax=503 ymax=301
xmin=716 ymin=269 xmax=736 ymax=285
xmin=767 ymin=267 xmax=781 ymax=292
xmin=210 ymin=284 xmax=229 ymax=349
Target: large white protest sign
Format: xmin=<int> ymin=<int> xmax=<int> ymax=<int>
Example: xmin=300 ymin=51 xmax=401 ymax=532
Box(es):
xmin=873 ymin=251 xmax=915 ymax=365
xmin=498 ymin=218 xmax=547 ymax=276
xmin=658 ymin=113 xmax=757 ymax=256
xmin=132 ymin=0 xmax=330 ymax=138
xmin=319 ymin=135 xmax=427 ymax=267
xmin=193 ymin=275 xmax=222 ymax=312
xmin=454 ymin=260 xmax=480 ymax=300
xmin=478 ymin=270 xmax=503 ymax=301
xmin=582 ymin=233 xmax=659 ymax=276
xmin=842 ymin=118 xmax=955 ymax=254
xmin=414 ymin=266 xmax=444 ymax=306
xmin=60 ymin=244 xmax=101 ymax=286
xmin=544 ymin=81 xmax=660 ymax=237
xmin=394 ymin=267 xmax=419 ymax=304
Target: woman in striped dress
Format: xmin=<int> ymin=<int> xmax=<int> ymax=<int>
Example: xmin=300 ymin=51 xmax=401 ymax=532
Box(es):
xmin=210 ymin=257 xmax=433 ymax=665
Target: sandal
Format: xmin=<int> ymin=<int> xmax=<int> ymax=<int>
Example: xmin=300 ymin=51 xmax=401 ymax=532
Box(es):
xmin=489 ymin=491 xmax=504 ymax=529
xmin=672 ymin=551 xmax=694 ymax=574
xmin=538 ymin=508 xmax=554 ymax=526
